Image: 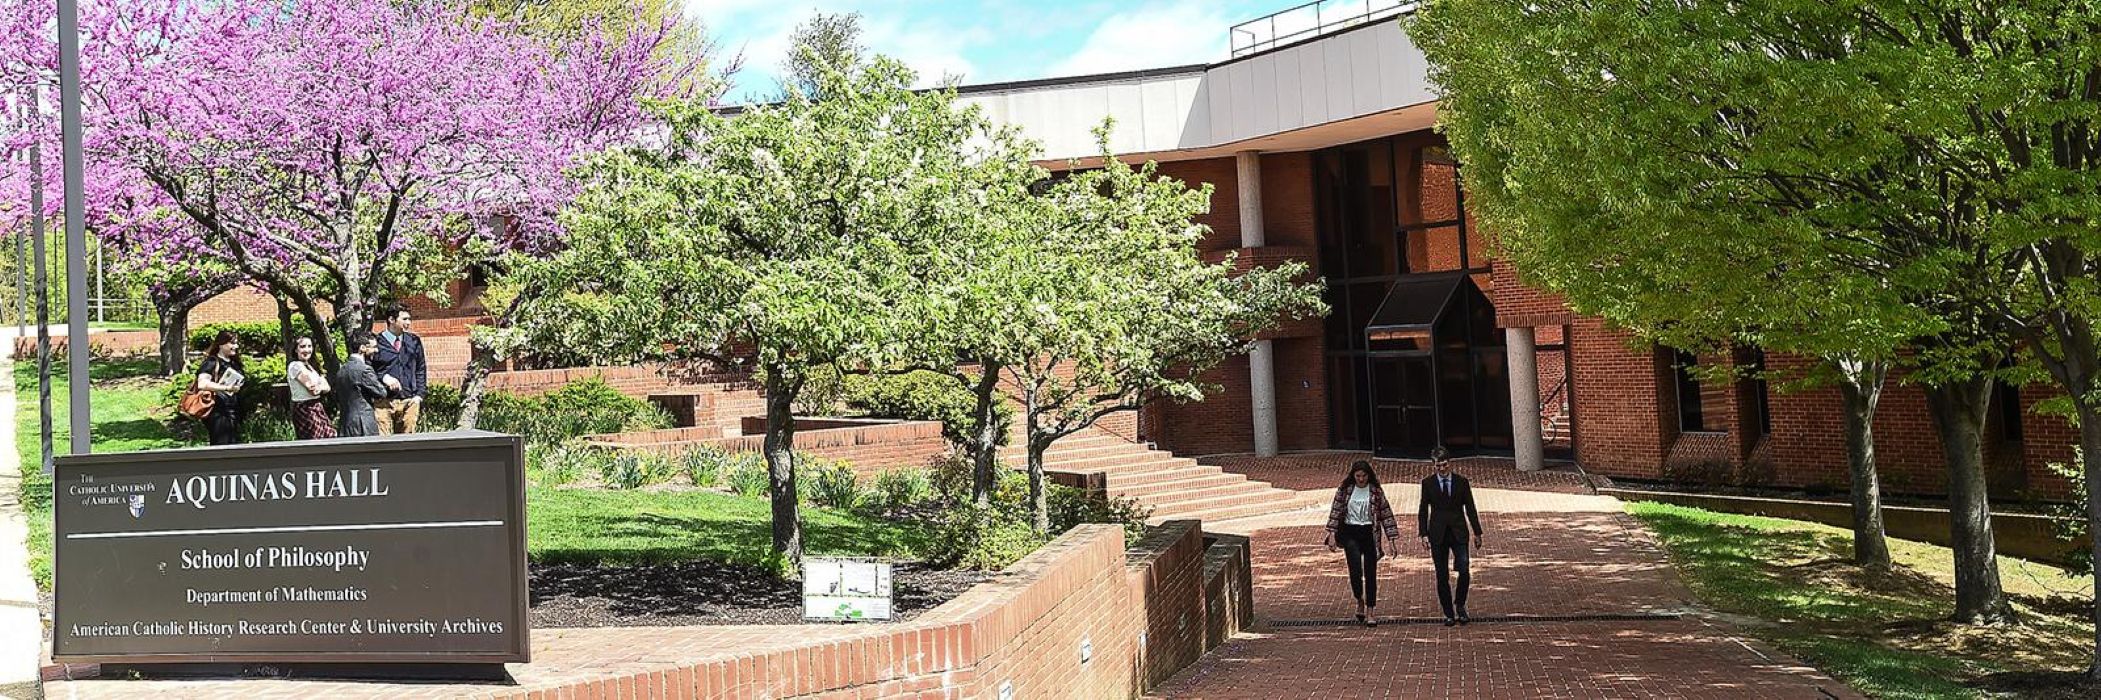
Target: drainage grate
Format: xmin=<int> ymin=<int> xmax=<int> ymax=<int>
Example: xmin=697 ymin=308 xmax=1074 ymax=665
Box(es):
xmin=1265 ymin=612 xmax=1682 ymax=627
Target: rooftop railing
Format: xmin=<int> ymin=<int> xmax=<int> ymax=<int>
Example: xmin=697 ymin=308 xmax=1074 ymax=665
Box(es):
xmin=1229 ymin=0 xmax=1418 ymax=58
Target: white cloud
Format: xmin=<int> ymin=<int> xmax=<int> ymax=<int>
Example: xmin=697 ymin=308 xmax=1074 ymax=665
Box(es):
xmin=1049 ymin=1 xmax=1234 ymax=78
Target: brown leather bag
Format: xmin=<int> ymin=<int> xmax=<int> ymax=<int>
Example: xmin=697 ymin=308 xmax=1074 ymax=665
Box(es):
xmin=177 ymin=381 xmax=215 ymax=420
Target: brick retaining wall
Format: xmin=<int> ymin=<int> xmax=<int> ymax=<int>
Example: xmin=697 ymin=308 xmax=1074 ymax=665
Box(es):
xmin=593 ymin=419 xmax=951 ymax=476
xmin=48 ymin=521 xmax=1249 ymax=699
xmin=10 ymin=330 xmax=159 ymax=360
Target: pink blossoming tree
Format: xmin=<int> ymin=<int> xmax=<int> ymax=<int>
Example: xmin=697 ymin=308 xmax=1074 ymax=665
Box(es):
xmin=2 ymin=0 xmax=701 ymax=371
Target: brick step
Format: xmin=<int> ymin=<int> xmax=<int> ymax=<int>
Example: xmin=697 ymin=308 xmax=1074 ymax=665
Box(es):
xmin=1123 ymin=481 xmax=1274 ymax=508
xmin=1146 ymin=489 xmax=1301 ymax=522
xmin=1039 ymin=452 xmax=1191 ymax=473
xmin=1109 ymin=474 xmax=1251 ymax=500
xmin=997 ymin=440 xmax=1140 ymax=463
xmin=1096 ymin=465 xmax=1231 ymax=488
xmin=1155 ymin=495 xmax=1314 ymax=525
xmin=995 ymin=436 xmax=1132 ymax=460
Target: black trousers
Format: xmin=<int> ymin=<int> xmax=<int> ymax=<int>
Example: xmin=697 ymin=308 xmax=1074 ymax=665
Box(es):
xmin=1336 ymin=523 xmax=1380 ymax=607
xmin=1432 ymin=538 xmax=1472 ymax=617
xmin=205 ymin=396 xmax=241 ymax=446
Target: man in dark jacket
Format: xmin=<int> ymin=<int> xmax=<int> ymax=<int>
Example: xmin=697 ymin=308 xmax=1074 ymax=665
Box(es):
xmin=370 ymin=306 xmax=428 ymax=434
xmin=332 ymin=333 xmax=390 ymax=437
xmin=1418 ymin=446 xmax=1486 ymax=626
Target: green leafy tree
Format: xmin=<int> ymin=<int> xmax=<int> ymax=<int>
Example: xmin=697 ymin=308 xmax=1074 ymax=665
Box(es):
xmin=1411 ymin=0 xmax=2025 ymax=621
xmin=513 ymin=53 xmax=1007 ymax=567
xmin=991 ymin=133 xmax=1326 ymax=532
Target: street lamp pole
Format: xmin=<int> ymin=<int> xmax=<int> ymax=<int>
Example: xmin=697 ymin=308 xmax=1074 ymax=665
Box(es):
xmin=58 ymin=0 xmax=91 ymax=456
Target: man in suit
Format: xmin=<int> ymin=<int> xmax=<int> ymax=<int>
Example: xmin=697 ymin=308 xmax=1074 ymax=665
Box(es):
xmin=371 ymin=306 xmax=428 ymax=434
xmin=1419 ymin=446 xmax=1485 ymax=626
xmin=332 ymin=333 xmax=390 ymax=437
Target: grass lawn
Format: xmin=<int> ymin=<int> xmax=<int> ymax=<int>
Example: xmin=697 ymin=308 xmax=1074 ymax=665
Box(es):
xmin=1630 ymin=501 xmax=2096 ymax=699
xmin=14 ymin=358 xmax=926 ymax=591
xmin=529 ymin=487 xmax=928 ymax=567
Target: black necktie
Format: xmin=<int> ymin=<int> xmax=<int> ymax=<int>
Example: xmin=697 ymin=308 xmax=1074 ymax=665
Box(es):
xmin=1442 ymin=476 xmax=1450 ymax=496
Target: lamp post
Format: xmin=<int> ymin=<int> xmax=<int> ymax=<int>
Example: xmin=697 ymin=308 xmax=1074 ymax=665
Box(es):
xmin=58 ymin=0 xmax=91 ymax=457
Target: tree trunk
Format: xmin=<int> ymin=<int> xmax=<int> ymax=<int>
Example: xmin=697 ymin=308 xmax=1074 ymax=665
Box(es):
xmin=1835 ymin=357 xmax=1892 ymax=570
xmin=157 ymin=304 xmax=190 ymax=377
xmin=968 ymin=365 xmax=1004 ymax=505
xmin=29 ymin=103 xmax=53 ymax=475
xmin=1026 ymin=437 xmax=1049 ymax=535
xmin=457 ymin=347 xmax=494 ymax=431
xmin=274 ymin=291 xmax=296 ymax=359
xmin=1019 ymin=383 xmax=1050 ymax=534
xmin=762 ymin=371 xmax=803 ymax=574
xmin=2073 ymin=404 xmax=2101 ymax=682
xmin=1923 ymin=376 xmax=2014 ymax=624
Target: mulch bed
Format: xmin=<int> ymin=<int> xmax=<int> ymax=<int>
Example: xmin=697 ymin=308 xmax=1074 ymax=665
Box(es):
xmin=528 ymin=560 xmax=990 ymax=628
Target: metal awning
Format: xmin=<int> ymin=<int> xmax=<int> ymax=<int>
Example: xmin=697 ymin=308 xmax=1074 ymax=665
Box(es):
xmin=1365 ymin=271 xmax=1470 ymax=334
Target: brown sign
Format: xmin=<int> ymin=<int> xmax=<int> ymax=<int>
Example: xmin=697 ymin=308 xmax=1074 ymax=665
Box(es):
xmin=52 ymin=431 xmax=529 ymax=664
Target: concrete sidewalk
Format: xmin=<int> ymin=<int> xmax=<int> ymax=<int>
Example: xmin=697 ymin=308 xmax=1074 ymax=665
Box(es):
xmin=1153 ymin=486 xmax=1861 ymax=699
xmin=0 ymin=356 xmax=43 ymax=699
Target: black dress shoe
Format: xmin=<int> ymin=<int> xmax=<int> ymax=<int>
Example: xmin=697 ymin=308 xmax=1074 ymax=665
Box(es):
xmin=1458 ymin=613 xmax=1470 ymax=626
xmin=1443 ymin=617 xmax=1456 ymax=627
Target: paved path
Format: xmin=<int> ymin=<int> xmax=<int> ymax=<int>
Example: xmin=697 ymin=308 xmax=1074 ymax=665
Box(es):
xmin=0 ymin=355 xmax=43 ymax=699
xmin=1153 ymin=479 xmax=1861 ymax=699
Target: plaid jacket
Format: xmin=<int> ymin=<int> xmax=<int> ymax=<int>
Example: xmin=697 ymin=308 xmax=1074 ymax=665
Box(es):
xmin=1327 ymin=482 xmax=1402 ymax=554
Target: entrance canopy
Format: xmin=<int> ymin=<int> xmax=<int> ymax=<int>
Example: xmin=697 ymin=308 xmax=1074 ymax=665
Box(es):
xmin=1361 ymin=272 xmax=1511 ymax=457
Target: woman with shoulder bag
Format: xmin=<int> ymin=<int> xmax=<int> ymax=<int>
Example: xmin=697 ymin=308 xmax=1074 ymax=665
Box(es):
xmin=193 ymin=330 xmax=246 ymax=445
xmin=286 ymin=336 xmax=336 ymax=440
xmin=1323 ymin=459 xmax=1401 ymax=627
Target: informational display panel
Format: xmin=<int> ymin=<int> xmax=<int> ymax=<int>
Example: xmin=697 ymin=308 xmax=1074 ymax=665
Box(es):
xmin=802 ymin=557 xmax=893 ymax=621
xmin=52 ymin=431 xmax=529 ymax=665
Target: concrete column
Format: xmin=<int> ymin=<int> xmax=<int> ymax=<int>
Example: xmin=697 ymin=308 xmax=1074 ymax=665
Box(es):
xmin=1236 ymin=151 xmax=1279 ymax=457
xmin=1507 ymin=326 xmax=1544 ymax=471
xmin=1250 ymin=339 xmax=1278 ymax=457
xmin=1235 ymin=151 xmax=1265 ymax=247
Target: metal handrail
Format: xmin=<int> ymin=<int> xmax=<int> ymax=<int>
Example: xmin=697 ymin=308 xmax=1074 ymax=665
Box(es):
xmin=1229 ymin=0 xmax=1418 ymax=57
xmin=1539 ymin=375 xmax=1569 ymax=428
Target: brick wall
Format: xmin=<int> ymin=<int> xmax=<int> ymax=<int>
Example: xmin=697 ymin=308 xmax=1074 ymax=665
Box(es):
xmin=594 ymin=419 xmax=951 ymax=477
xmin=1568 ymin=318 xmax=1670 ymax=479
xmin=439 ymin=521 xmax=1245 ymax=699
xmin=10 ymin=330 xmax=160 ymax=360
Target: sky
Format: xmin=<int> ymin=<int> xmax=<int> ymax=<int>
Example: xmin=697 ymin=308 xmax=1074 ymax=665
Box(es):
xmin=687 ymin=0 xmax=1298 ymax=103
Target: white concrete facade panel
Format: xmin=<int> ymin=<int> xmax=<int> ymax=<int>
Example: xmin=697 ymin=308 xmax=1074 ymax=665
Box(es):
xmin=954 ymin=21 xmax=1435 ymax=162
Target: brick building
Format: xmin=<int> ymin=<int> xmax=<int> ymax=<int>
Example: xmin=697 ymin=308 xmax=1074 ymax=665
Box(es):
xmin=183 ymin=4 xmax=2077 ymax=503
xmin=947 ymin=7 xmax=2076 ymax=503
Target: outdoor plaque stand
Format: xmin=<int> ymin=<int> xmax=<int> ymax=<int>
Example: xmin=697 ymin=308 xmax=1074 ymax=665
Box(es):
xmin=52 ymin=431 xmax=530 ymax=681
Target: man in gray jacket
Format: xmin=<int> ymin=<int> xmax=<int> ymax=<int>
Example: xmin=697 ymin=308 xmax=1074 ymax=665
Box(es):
xmin=332 ymin=333 xmax=391 ymax=437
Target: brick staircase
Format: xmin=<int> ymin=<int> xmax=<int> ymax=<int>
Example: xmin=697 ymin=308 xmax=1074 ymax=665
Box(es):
xmin=998 ymin=429 xmax=1310 ymax=525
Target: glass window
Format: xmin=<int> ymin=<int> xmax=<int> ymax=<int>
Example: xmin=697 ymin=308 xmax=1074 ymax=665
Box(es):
xmin=1674 ymin=350 xmax=1709 ymax=433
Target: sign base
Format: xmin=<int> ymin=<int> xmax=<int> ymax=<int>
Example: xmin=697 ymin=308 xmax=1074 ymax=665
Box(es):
xmin=101 ymin=662 xmax=511 ymax=682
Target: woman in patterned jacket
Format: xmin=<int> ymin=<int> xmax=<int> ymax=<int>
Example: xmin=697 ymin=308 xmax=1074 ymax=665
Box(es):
xmin=1323 ymin=459 xmax=1401 ymax=626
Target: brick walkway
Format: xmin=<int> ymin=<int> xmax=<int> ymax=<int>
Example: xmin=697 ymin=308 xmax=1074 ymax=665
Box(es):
xmin=1202 ymin=451 xmax=1599 ymax=495
xmin=1151 ymin=486 xmax=1862 ymax=699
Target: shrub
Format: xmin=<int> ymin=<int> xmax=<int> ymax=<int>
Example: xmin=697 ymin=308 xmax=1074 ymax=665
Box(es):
xmin=844 ymin=370 xmax=1009 ymax=449
xmin=598 ymin=451 xmax=673 ymax=490
xmin=678 ymin=446 xmax=731 ymax=487
xmin=188 ymin=319 xmax=321 ymax=357
xmin=805 ymin=460 xmax=862 ymax=509
xmin=866 ymin=469 xmax=935 ymax=512
xmin=926 ymin=502 xmax=1045 ymax=570
xmin=1049 ymin=485 xmax=1153 ymax=543
xmin=236 ymin=407 xmax=297 ymax=444
xmin=419 ymin=383 xmax=463 ymax=431
xmin=463 ymin=377 xmax=670 ymax=445
xmin=531 ymin=441 xmax=616 ymax=487
xmin=929 ymin=451 xmax=1026 ymax=505
xmin=726 ymin=453 xmax=771 ymax=497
